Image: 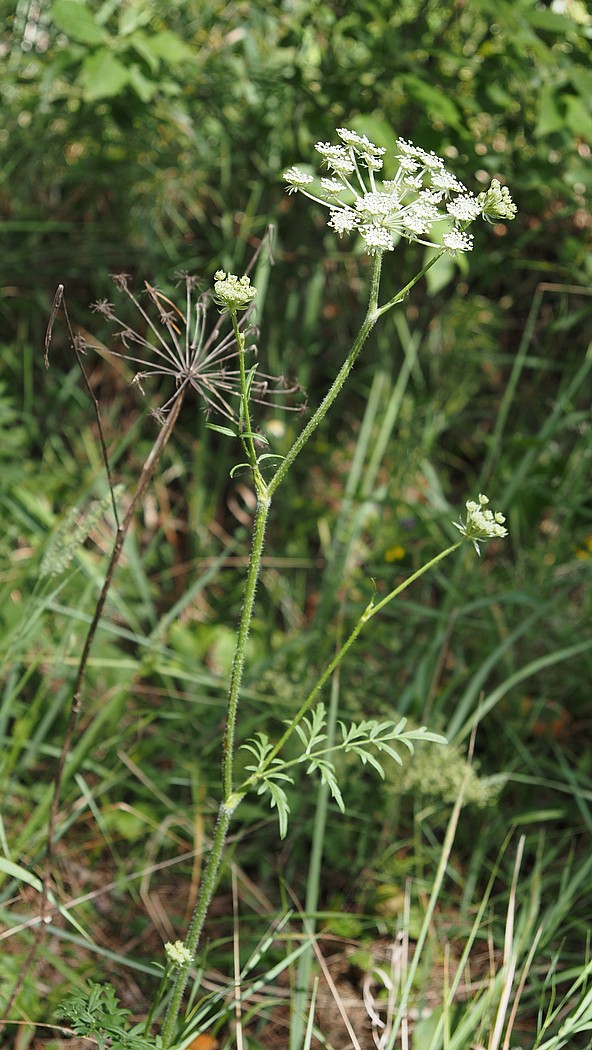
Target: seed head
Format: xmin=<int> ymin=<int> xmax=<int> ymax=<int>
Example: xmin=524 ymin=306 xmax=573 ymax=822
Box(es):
xmin=86 ymin=273 xmax=301 ymax=424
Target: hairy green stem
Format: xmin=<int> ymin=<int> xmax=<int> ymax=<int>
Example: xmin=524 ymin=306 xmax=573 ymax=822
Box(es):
xmin=231 ymin=309 xmax=261 ymax=475
xmin=221 ymin=309 xmax=270 ymax=798
xmin=159 ymin=259 xmax=385 ymax=1046
xmin=222 ymin=488 xmax=270 ymax=800
xmin=160 ymin=806 xmax=232 ymax=1047
xmin=159 ymin=251 xmax=446 ymax=1045
xmin=375 ymin=246 xmax=446 ymax=318
xmin=243 ymin=540 xmax=462 ymax=786
xmin=268 ymin=253 xmax=383 ymax=498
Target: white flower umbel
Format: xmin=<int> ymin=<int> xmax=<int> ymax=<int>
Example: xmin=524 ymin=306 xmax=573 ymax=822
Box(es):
xmin=213 ymin=271 xmax=257 ymax=313
xmin=284 ymin=128 xmax=516 ymax=257
xmin=165 ymin=940 xmax=192 ymax=969
xmin=453 ymin=493 xmax=508 ymax=555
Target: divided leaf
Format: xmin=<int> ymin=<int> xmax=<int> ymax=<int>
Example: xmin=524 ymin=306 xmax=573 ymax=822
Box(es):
xmin=241 ymin=708 xmax=445 ymax=837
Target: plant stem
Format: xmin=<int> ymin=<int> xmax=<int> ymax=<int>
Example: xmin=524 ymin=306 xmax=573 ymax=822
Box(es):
xmin=375 ymin=246 xmax=446 ymax=318
xmin=243 ymin=540 xmax=462 ymax=786
xmin=223 ymin=309 xmax=270 ymax=798
xmin=160 ymin=805 xmax=232 ymax=1048
xmin=222 ymin=487 xmax=270 ymax=800
xmin=160 ymin=255 xmax=386 ymax=1046
xmin=267 ymin=253 xmax=383 ymax=498
xmin=230 ymin=309 xmax=261 ymax=476
xmin=160 ymin=252 xmax=452 ymax=1045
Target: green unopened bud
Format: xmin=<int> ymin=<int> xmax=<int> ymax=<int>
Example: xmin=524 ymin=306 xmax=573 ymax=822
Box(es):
xmin=213 ymin=271 xmax=257 ymax=312
xmin=478 ymin=179 xmax=517 ymax=224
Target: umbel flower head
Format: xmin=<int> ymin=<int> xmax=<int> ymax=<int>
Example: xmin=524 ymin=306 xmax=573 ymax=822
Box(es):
xmin=213 ymin=270 xmax=257 ymax=312
xmin=164 ymin=940 xmax=192 ymax=969
xmin=284 ymin=128 xmax=516 ymax=257
xmin=89 ymin=273 xmax=301 ymax=424
xmin=453 ymin=493 xmax=508 ymax=555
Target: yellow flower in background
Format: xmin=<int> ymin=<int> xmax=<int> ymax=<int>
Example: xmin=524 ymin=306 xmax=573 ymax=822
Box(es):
xmin=575 ymin=535 xmax=592 ymax=559
xmin=385 ymin=543 xmax=406 ymax=562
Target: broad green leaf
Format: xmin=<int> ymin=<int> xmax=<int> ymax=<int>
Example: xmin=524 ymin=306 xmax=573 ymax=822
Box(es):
xmin=127 ymin=31 xmax=161 ymax=75
xmin=50 ymin=0 xmax=107 ymax=45
xmin=127 ymin=64 xmax=158 ymax=103
xmin=79 ymin=49 xmax=129 ymax=101
xmin=118 ymin=5 xmax=152 ymax=37
xmin=486 ymin=82 xmax=515 ymax=109
xmin=535 ymin=83 xmax=564 ymax=138
xmin=569 ymin=66 xmax=592 ymax=98
xmin=401 ymin=74 xmax=462 ymax=130
xmin=565 ymin=94 xmax=592 ymax=143
xmin=425 ymin=249 xmax=456 ymax=296
xmin=146 ymin=30 xmax=195 ymax=65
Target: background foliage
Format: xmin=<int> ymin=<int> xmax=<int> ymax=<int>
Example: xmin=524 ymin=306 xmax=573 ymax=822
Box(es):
xmin=1 ymin=0 xmax=592 ymax=1046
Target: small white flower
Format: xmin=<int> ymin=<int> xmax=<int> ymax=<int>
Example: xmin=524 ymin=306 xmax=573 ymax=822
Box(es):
xmin=328 ymin=208 xmax=359 ymax=235
xmin=284 ymin=127 xmax=516 ymax=257
xmin=431 ymin=169 xmax=467 ymax=195
xmin=361 ymin=224 xmax=394 ymax=254
xmin=398 ymin=156 xmax=421 ymax=174
xmin=395 ymin=138 xmax=443 ymax=170
xmin=403 ymin=210 xmax=433 ymax=237
xmin=365 ymin=153 xmax=386 ymax=172
xmin=453 ymin=493 xmax=508 ymax=555
xmin=418 ymin=149 xmax=445 ymax=172
xmin=165 ymin=940 xmax=192 ymax=968
xmin=337 ymin=127 xmax=386 ymax=161
xmin=478 ymin=178 xmax=517 ymax=223
xmin=355 ymin=191 xmax=398 ymax=222
xmin=446 ymin=194 xmax=482 ymax=222
xmin=213 ymin=271 xmax=257 ymax=312
xmin=320 ymin=177 xmax=346 ymax=196
xmin=443 ymin=228 xmax=474 ymax=254
xmin=315 ymin=142 xmax=356 ymax=176
xmin=403 ymin=173 xmax=425 ymax=191
xmin=283 ymin=167 xmax=314 ymax=194
xmin=405 ymin=193 xmax=441 ymax=227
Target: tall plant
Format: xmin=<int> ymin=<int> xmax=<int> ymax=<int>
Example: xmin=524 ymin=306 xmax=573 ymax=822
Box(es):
xmin=6 ymin=127 xmax=515 ymax=1047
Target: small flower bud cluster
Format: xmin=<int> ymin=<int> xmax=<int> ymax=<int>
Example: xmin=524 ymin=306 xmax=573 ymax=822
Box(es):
xmin=453 ymin=493 xmax=508 ymax=555
xmin=165 ymin=940 xmax=192 ymax=968
xmin=477 ymin=179 xmax=518 ymax=224
xmin=284 ymin=128 xmax=516 ymax=257
xmin=213 ymin=271 xmax=257 ymax=312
